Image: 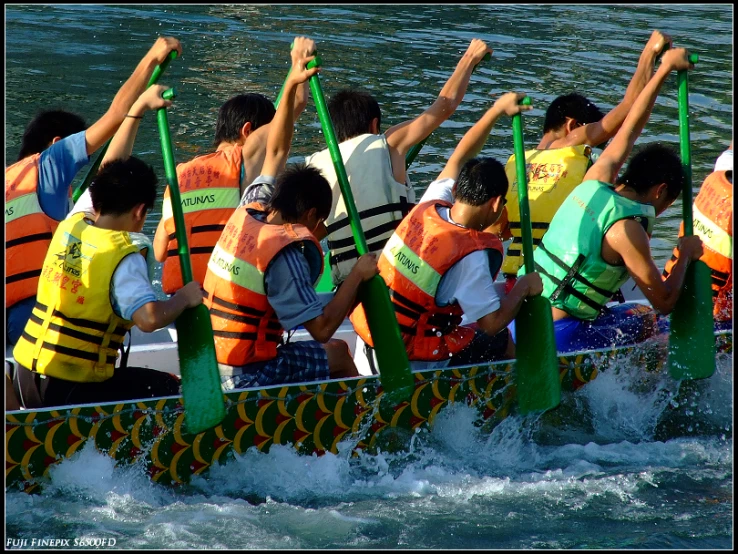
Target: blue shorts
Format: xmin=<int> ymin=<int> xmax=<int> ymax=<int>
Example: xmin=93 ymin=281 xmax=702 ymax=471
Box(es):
xmin=508 ymin=302 xmax=660 ymax=354
xmin=6 ymin=296 xmax=36 ymax=346
xmin=220 ymin=340 xmax=330 ymax=390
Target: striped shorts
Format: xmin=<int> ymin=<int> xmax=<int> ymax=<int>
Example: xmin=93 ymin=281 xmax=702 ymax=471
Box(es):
xmin=220 ymin=340 xmax=330 ymax=391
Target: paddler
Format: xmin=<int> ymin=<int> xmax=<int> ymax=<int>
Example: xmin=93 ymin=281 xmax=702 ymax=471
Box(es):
xmin=351 ymin=92 xmax=542 ymax=371
xmin=153 ymin=36 xmax=313 ymax=296
xmin=6 ymin=36 xmax=183 ymax=347
xmin=12 ymin=85 xmax=203 ymax=409
xmin=304 ymin=39 xmax=493 ymax=288
xmin=511 ymin=47 xmax=704 ymax=353
xmin=488 ymin=30 xmax=673 ymax=293
xmin=203 ymin=39 xmax=375 ymax=390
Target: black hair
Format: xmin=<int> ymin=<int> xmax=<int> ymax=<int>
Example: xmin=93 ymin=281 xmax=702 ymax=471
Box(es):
xmin=90 ymin=157 xmax=158 ymax=216
xmin=453 ymin=157 xmax=509 ymax=206
xmin=213 ymin=93 xmax=276 ymax=146
xmin=268 ymin=163 xmax=332 ymax=223
xmin=543 ymin=93 xmax=604 ymax=133
xmin=327 ymin=89 xmax=382 ymax=143
xmin=616 ymin=143 xmax=685 ymax=201
xmin=17 ymin=110 xmax=86 ymax=161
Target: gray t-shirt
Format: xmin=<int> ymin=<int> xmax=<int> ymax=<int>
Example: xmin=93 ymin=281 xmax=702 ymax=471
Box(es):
xmin=241 ymin=175 xmax=323 ymax=330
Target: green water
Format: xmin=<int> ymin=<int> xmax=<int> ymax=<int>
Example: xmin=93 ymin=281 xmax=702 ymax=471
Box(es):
xmin=4 ymin=5 xmax=733 ymax=549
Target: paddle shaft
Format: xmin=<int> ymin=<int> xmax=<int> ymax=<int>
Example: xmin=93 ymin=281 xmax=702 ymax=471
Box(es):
xmin=308 ymin=58 xmax=370 ymax=255
xmin=511 ymin=97 xmax=534 ymax=273
xmin=73 ymin=50 xmax=178 ymax=203
xmin=405 ymin=52 xmax=491 ymax=169
xmin=677 ymin=57 xmax=700 ymax=232
xmin=155 ymin=88 xmax=195 ymax=284
xmin=307 ymin=56 xmax=413 ymax=403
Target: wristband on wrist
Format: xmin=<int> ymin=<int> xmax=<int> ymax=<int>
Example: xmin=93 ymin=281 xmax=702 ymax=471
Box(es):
xmin=126 ymin=114 xmax=144 ymax=119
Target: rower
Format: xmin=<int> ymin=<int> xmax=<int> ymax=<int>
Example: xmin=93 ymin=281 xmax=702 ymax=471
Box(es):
xmin=511 ymin=48 xmax=703 ymax=354
xmin=153 ymin=36 xmax=313 ymax=296
xmin=305 ymin=39 xmax=493 ymax=288
xmin=6 ymin=36 xmax=182 ymax=348
xmin=352 ymin=92 xmax=542 ymax=371
xmin=489 ymin=30 xmax=673 ymax=294
xmin=11 ymin=86 xmax=201 ymax=409
xmin=203 ymin=39 xmax=373 ymax=391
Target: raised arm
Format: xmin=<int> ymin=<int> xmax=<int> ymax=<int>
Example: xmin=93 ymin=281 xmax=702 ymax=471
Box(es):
xmin=84 ymin=37 xmax=182 ymax=156
xmin=584 ymin=47 xmax=694 ymax=184
xmin=558 ymin=30 xmax=670 ymax=149
xmin=240 ymin=37 xmax=316 ymax=186
xmin=437 ymin=92 xmax=531 ymax=182
xmin=100 ymin=85 xmax=172 ymax=165
xmin=385 ymin=39 xmax=492 ymax=160
xmin=259 ymin=39 xmax=320 ymax=178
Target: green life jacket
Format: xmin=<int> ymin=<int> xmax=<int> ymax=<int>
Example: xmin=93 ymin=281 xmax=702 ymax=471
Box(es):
xmin=523 ymin=179 xmax=655 ymax=320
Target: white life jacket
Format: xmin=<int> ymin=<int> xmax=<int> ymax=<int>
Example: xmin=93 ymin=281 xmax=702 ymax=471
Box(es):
xmin=306 ymin=133 xmax=416 ymax=285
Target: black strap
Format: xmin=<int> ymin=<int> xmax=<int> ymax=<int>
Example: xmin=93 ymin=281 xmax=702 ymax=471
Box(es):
xmin=325 ymin=200 xmax=411 ymax=235
xmin=6 ymin=232 xmax=54 ymax=249
xmin=364 ymin=344 xmax=379 ymax=376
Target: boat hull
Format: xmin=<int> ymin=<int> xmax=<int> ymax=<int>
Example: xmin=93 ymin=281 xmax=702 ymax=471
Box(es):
xmin=6 ymin=329 xmax=731 ymax=493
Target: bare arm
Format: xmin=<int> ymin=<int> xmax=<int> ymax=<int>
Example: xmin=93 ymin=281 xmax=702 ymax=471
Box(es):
xmin=260 ymin=40 xmax=319 ymax=178
xmin=241 ymin=37 xmax=316 ymax=190
xmin=437 ymin=92 xmax=531 ymax=182
xmin=605 ymin=219 xmax=703 ymax=315
xmin=385 ymin=39 xmax=492 ymax=162
xmin=84 ymin=37 xmax=182 ymax=156
xmin=153 ymin=217 xmax=170 ymax=262
xmin=583 ymin=48 xmax=693 ymax=185
xmin=556 ymin=31 xmax=669 ymax=149
xmin=131 ymin=281 xmax=203 ymax=332
xmin=100 ymin=85 xmax=172 ymax=165
xmin=476 ymin=273 xmax=542 ymax=335
xmin=302 ymin=254 xmax=377 ymax=342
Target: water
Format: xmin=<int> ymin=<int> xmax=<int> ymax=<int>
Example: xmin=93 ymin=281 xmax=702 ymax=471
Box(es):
xmin=4 ymin=4 xmax=733 ymax=549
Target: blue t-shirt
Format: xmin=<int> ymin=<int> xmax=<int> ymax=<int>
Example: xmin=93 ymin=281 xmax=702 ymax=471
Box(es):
xmin=242 ymin=175 xmax=323 ymax=330
xmin=37 ymin=130 xmax=90 ymax=220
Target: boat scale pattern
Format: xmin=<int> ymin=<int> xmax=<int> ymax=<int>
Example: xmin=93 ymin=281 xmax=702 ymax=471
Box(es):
xmin=6 ymin=332 xmax=732 ymax=493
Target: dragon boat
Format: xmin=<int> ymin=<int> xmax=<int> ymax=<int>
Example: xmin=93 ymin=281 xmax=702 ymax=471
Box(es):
xmin=5 ymin=294 xmax=732 ymax=494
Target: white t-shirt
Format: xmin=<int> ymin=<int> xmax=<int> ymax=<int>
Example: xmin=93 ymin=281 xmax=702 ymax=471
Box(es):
xmin=67 ymin=190 xmax=158 ymax=321
xmin=714 ymin=148 xmax=733 ymax=172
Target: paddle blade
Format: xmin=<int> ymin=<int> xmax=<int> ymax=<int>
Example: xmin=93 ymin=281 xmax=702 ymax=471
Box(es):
xmin=175 ymin=304 xmax=226 ymax=433
xmin=514 ymin=295 xmax=561 ymax=415
xmin=359 ymin=276 xmax=415 ymax=405
xmin=668 ymin=260 xmax=716 ymax=380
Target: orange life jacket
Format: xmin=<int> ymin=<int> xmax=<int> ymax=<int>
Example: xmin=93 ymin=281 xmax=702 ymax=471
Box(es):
xmin=5 ymin=154 xmax=63 ymax=308
xmin=663 ymin=170 xmax=733 ymax=321
xmin=350 ymin=200 xmax=504 ymax=361
xmin=161 ymin=144 xmax=243 ymax=294
xmin=202 ymin=203 xmax=323 ymax=366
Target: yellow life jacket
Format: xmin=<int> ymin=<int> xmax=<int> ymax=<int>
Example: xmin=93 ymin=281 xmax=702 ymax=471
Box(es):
xmin=13 ymin=213 xmax=140 ymax=382
xmin=306 ymin=133 xmax=416 ymax=286
xmin=502 ymin=145 xmax=593 ymax=276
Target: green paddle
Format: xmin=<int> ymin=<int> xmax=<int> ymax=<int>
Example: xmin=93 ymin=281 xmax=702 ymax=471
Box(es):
xmin=668 ymin=53 xmax=715 ymax=381
xmin=274 ymin=46 xmax=335 ymax=293
xmin=73 ymin=50 xmax=178 ymax=203
xmin=405 ymin=52 xmax=491 ymax=170
xmin=307 ymin=55 xmax=414 ymax=405
xmin=156 ymin=87 xmax=226 ymax=434
xmin=510 ymin=97 xmax=561 ymax=415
